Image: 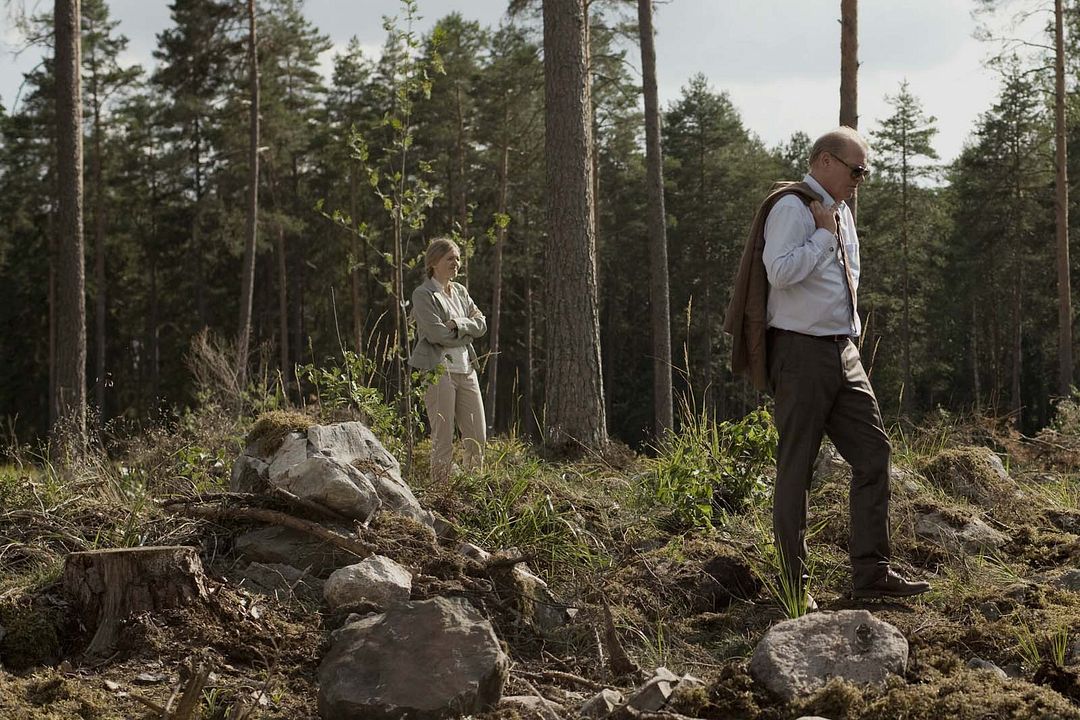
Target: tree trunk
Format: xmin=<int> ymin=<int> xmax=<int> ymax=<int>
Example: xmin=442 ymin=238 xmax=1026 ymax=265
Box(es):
xmin=349 ymin=163 xmax=363 ymax=353
xmin=1012 ymin=269 xmax=1023 ymax=424
xmin=839 ymin=0 xmax=859 ymax=222
xmin=1055 ymin=0 xmax=1072 ymax=397
xmin=90 ymin=44 xmax=107 ymax=431
xmin=524 ymin=207 xmax=537 ymax=440
xmin=455 ymin=84 xmax=470 ymax=285
xmin=52 ymin=0 xmax=87 ymax=455
xmin=638 ymin=0 xmax=674 ymax=439
xmin=972 ymin=300 xmax=981 ymax=411
xmin=901 ymin=134 xmax=911 ymax=409
xmin=277 ymin=223 xmax=289 ymax=389
xmin=542 ymin=0 xmax=608 ymax=452
xmin=237 ymin=0 xmax=260 ymax=389
xmin=63 ymin=546 xmax=208 ymax=657
xmin=485 ymin=140 xmax=510 ymax=432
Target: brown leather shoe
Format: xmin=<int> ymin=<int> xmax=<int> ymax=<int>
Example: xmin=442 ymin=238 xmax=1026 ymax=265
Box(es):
xmin=851 ymin=569 xmax=930 ymax=599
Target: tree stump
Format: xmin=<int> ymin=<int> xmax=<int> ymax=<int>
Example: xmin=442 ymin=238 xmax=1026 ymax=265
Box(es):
xmin=63 ymin=546 xmax=209 ymax=656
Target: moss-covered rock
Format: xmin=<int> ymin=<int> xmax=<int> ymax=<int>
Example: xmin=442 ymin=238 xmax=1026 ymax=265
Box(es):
xmin=244 ymin=409 xmax=315 ymax=457
xmin=919 ymin=446 xmax=1020 ymax=508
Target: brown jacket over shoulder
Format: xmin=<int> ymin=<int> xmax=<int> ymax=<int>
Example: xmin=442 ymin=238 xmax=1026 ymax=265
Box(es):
xmin=723 ymin=181 xmax=822 ymax=392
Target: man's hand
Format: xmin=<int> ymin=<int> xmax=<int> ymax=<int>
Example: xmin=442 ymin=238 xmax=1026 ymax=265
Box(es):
xmin=446 ymin=318 xmax=457 ymax=330
xmin=810 ymin=200 xmax=838 ymax=235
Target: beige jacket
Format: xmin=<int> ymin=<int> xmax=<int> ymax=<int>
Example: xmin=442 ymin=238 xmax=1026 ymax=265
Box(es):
xmin=723 ymin=181 xmax=821 ymax=392
xmin=409 ymin=276 xmax=487 ymax=372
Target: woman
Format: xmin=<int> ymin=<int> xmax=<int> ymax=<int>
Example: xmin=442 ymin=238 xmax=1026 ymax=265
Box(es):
xmin=410 ymin=238 xmax=487 ymax=481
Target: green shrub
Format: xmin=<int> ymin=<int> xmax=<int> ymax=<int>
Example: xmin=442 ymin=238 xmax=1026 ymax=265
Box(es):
xmin=644 ymin=405 xmax=777 ymax=529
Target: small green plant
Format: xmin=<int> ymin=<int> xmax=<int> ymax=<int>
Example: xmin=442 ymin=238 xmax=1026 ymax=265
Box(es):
xmin=1014 ymin=622 xmax=1042 ymax=669
xmin=296 ymin=349 xmax=435 ymax=458
xmin=745 ymin=514 xmax=814 ymax=619
xmin=1049 ymin=626 xmax=1070 ymax=667
xmin=644 ymin=402 xmax=777 ymax=529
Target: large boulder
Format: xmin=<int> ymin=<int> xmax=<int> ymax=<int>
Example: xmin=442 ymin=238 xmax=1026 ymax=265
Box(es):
xmin=277 ymin=455 xmax=381 ymax=523
xmin=232 ymin=420 xmax=434 ymax=527
xmin=323 ymin=555 xmax=412 ymax=610
xmin=318 ymin=596 xmax=509 ymax=719
xmin=920 ymin=446 xmax=1021 ymax=507
xmin=749 ymin=610 xmax=908 ymax=702
xmin=914 ymin=509 xmax=1009 ymax=554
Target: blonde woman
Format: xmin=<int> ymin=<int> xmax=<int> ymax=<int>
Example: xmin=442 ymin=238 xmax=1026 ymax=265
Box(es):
xmin=410 ymin=238 xmax=487 ymax=481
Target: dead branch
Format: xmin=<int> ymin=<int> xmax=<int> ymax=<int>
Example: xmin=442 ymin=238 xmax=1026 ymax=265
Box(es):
xmin=166 ymin=503 xmax=374 ymax=559
xmin=515 ymin=668 xmax=605 ymax=690
xmin=602 ymin=597 xmax=641 ymax=679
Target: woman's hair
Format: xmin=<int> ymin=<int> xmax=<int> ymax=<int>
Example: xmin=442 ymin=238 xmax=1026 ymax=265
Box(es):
xmin=425 ymin=237 xmax=461 ymax=278
xmin=808 ymin=126 xmax=869 ymax=167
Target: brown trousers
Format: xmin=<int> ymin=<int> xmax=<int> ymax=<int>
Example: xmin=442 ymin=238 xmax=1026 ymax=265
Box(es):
xmin=768 ymin=330 xmax=891 ymax=589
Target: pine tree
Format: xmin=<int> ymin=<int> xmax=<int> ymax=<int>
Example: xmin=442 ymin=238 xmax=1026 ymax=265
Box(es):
xmin=542 ymin=0 xmax=608 ymax=451
xmin=870 ymin=80 xmax=939 ymax=409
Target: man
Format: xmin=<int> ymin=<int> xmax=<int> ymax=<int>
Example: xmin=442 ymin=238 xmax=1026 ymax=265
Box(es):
xmin=725 ymin=126 xmax=929 ymax=603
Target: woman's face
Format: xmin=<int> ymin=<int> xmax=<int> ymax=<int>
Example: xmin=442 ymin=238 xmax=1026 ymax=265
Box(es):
xmin=433 ymin=247 xmax=461 ymax=283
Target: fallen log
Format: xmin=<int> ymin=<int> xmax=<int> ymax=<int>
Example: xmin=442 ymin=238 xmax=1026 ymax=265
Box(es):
xmin=166 ymin=502 xmax=375 ymax=559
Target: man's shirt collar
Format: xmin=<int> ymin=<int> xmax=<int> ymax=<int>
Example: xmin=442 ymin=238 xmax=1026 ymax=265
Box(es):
xmin=804 ymin=173 xmax=841 ymax=210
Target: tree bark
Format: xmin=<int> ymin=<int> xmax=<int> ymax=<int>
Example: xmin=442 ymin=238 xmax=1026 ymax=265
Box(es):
xmin=1054 ymin=0 xmax=1072 ymax=397
xmin=485 ymin=139 xmax=510 ymax=431
xmin=277 ymin=223 xmax=289 ymax=387
xmin=638 ymin=0 xmax=673 ymax=439
xmin=542 ymin=0 xmax=608 ymax=452
xmin=839 ymin=0 xmax=859 ymax=222
xmin=89 ymin=33 xmax=107 ymax=431
xmin=237 ymin=0 xmax=260 ymax=388
xmin=63 ymin=546 xmax=209 ymax=656
xmin=53 ymin=0 xmax=87 ymax=455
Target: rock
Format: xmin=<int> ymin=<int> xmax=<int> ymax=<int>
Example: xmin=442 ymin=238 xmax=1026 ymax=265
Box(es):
xmin=968 ymin=657 xmax=1008 ymax=680
xmin=276 ymin=455 xmax=381 ymax=523
xmin=625 ymin=667 xmax=680 ymax=712
xmin=231 ymin=454 xmax=269 ymax=493
xmin=914 ymin=509 xmax=1009 ymax=554
xmin=977 ymin=601 xmax=1003 ymax=621
xmin=323 ymin=555 xmax=412 ymax=610
xmin=580 ymin=689 xmax=623 ymax=719
xmin=813 ymin=443 xmax=847 ymax=486
xmin=749 ymin=610 xmax=908 ymax=702
xmin=232 ymin=421 xmax=435 ymax=528
xmin=795 ymin=717 xmax=834 ymax=720
xmin=500 ymin=695 xmax=563 ymax=717
xmin=920 ymin=446 xmax=1020 ymax=506
xmin=239 ymin=562 xmax=323 ymax=601
xmin=1046 ymin=509 xmax=1080 ymax=535
xmin=459 ymin=542 xmax=491 ymax=562
xmin=696 ymin=552 xmax=761 ymax=610
xmin=234 ymin=526 xmax=354 ymax=577
xmin=1054 ymin=569 xmax=1080 ymax=592
xmin=474 ymin=547 xmax=574 ymax=634
xmin=318 ymin=596 xmax=509 ymax=720
xmin=268 ymin=432 xmax=309 ymax=481
xmin=309 ymin=422 xmax=434 ymax=527
xmin=307 ymin=421 xmax=400 ymax=474
xmin=1003 ymin=582 xmax=1038 ymax=604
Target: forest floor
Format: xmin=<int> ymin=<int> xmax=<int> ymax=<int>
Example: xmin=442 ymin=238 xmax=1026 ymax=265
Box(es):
xmin=2 ymin=397 xmax=1080 ymax=719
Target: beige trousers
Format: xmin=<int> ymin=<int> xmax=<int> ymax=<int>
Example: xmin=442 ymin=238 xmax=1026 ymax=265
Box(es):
xmin=424 ymin=369 xmax=486 ymax=481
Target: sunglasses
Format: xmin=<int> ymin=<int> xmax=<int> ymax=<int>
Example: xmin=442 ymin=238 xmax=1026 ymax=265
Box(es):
xmin=831 ymin=153 xmax=871 ymax=180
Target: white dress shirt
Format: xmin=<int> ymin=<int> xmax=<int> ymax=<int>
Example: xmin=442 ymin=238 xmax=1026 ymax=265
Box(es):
xmin=762 ymin=174 xmax=861 ymax=337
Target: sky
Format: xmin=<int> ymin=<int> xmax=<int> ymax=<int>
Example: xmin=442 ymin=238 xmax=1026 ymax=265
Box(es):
xmin=0 ymin=0 xmax=1046 ymax=163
